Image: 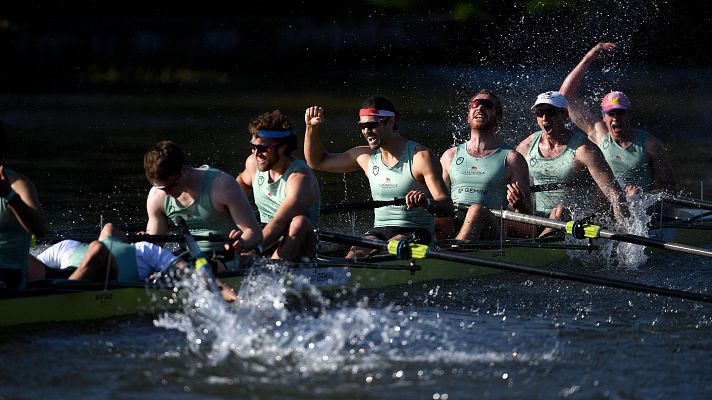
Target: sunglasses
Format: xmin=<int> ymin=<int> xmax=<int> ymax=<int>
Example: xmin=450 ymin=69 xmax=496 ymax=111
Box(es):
xmin=469 ymin=98 xmax=496 ymax=110
xmin=358 ymin=119 xmax=386 ymax=130
xmin=535 ymin=108 xmax=559 ymax=118
xmin=249 ymin=142 xmax=280 ymax=153
xmin=152 ymin=175 xmax=180 ymax=191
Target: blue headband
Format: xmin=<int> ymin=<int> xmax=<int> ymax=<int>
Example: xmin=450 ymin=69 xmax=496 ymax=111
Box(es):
xmin=256 ymin=130 xmax=295 ymax=139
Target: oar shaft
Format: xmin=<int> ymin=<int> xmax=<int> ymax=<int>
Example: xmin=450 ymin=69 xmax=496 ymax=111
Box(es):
xmin=489 ymin=209 xmax=712 ymax=258
xmin=425 ymin=248 xmax=712 ymax=303
xmin=661 ymin=196 xmax=712 ymax=211
xmin=321 ymin=198 xmax=407 ymax=214
xmin=490 ymin=209 xmax=568 ymax=230
xmin=318 ymin=230 xmax=712 ymax=304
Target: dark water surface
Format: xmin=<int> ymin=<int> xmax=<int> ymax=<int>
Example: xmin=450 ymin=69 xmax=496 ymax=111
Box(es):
xmin=1 ymin=65 xmax=712 ymax=399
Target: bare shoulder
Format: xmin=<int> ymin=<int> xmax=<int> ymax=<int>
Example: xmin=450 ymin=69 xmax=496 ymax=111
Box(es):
xmin=412 ymin=143 xmax=439 ymax=165
xmin=440 ymin=146 xmax=457 ymax=162
xmin=644 ymin=133 xmax=667 ymax=153
xmin=507 ymin=148 xmax=528 ymax=166
xmin=244 ymin=154 xmax=257 ymax=170
xmin=146 ymin=187 xmax=167 ymax=209
xmin=515 ymin=134 xmax=535 ymax=155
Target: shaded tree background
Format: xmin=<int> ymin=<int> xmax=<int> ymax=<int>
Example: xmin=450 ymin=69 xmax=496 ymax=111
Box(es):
xmin=0 ymin=0 xmax=707 ymax=90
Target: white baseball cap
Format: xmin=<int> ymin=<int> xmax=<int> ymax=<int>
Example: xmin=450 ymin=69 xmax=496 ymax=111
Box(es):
xmin=531 ymin=91 xmax=568 ymax=109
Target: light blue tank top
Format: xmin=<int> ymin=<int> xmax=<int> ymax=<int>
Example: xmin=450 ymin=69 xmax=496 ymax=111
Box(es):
xmin=527 ymin=130 xmax=593 ymax=214
xmin=253 ymin=159 xmax=320 ymax=226
xmin=449 ymin=144 xmax=509 ymax=208
xmin=66 ymin=236 xmax=140 ymax=282
xmin=0 ymin=169 xmax=31 ymax=289
xmin=164 ymin=167 xmax=237 ymax=252
xmin=599 ymin=129 xmax=655 ymax=191
xmin=367 ymin=141 xmax=434 ymax=230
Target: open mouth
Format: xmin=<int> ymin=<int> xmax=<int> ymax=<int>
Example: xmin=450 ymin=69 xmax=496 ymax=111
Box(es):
xmin=365 ymin=134 xmax=379 ymax=145
xmin=542 ymin=122 xmax=553 ymax=132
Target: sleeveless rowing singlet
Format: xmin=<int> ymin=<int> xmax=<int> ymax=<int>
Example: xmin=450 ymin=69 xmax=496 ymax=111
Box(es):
xmin=599 ymin=129 xmax=655 ymax=191
xmin=527 ymin=130 xmax=593 ymax=214
xmin=164 ymin=167 xmax=237 ymax=252
xmin=449 ymin=143 xmax=510 ymax=208
xmin=66 ymin=236 xmax=140 ymax=282
xmin=253 ymin=159 xmax=320 ymax=226
xmin=368 ymin=140 xmax=433 ymax=231
xmin=0 ymin=169 xmax=31 ymax=289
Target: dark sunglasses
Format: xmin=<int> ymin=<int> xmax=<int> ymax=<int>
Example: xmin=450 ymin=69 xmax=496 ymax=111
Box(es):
xmin=152 ymin=175 xmax=180 ymax=191
xmin=469 ymin=98 xmax=496 ymax=110
xmin=249 ymin=142 xmax=280 ymax=153
xmin=535 ymin=108 xmax=559 ymax=118
xmin=357 ymin=119 xmax=386 ymax=130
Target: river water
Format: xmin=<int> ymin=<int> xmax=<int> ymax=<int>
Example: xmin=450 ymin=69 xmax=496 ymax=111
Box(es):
xmin=1 ymin=62 xmax=712 ymax=399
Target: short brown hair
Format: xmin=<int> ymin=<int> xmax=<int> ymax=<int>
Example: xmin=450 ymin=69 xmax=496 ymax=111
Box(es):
xmin=143 ymin=140 xmax=185 ymax=182
xmin=248 ymin=110 xmax=297 ymax=155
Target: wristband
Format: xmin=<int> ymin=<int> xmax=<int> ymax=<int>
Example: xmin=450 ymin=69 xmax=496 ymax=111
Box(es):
xmin=4 ymin=189 xmax=16 ymax=203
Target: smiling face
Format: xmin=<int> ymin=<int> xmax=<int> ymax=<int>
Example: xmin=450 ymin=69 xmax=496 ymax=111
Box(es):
xmin=603 ymin=109 xmax=632 ymax=137
xmin=467 ymin=94 xmax=499 ymax=131
xmin=534 ymin=105 xmax=567 ymax=134
xmin=358 ymin=116 xmax=392 ymax=149
xmin=250 ymin=136 xmax=283 ymax=171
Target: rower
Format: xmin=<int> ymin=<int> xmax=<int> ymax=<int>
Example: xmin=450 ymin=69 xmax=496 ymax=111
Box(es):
xmin=144 ymin=140 xmax=262 ymax=271
xmin=439 ymin=89 xmax=534 ymax=241
xmin=515 ymin=91 xmax=628 ymax=235
xmin=30 ymin=223 xmax=237 ymax=301
xmin=559 ymin=42 xmax=676 ymax=196
xmin=0 ymin=121 xmax=48 ymax=290
xmin=235 ymin=110 xmax=320 ymax=262
xmin=304 ymin=96 xmax=453 ymax=258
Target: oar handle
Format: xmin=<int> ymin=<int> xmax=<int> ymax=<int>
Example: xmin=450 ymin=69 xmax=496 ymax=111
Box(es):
xmin=321 ymin=197 xmax=407 ymax=214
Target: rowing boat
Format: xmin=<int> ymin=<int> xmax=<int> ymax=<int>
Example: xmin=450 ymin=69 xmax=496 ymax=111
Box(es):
xmin=1 ymin=235 xmax=599 ymax=327
xmin=4 ymin=204 xmax=711 ymax=327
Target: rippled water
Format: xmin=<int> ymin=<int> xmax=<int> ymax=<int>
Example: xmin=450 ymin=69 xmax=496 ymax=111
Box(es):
xmin=2 ymin=252 xmax=712 ymax=399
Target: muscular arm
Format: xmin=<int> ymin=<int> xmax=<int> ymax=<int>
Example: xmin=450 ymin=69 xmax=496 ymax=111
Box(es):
xmin=0 ymin=168 xmax=48 ymax=236
xmin=261 ymin=169 xmax=320 ymax=249
xmin=303 ymin=106 xmax=369 ymax=173
xmin=559 ymin=42 xmax=616 ymax=143
xmin=412 ymin=147 xmax=453 ymax=217
xmin=506 ymin=151 xmax=532 ymax=214
xmin=646 ymin=135 xmax=676 ymax=192
xmin=439 ymin=147 xmax=456 ymax=190
xmin=145 ymin=187 xmax=169 ymax=235
xmin=212 ymin=172 xmax=263 ymax=252
xmin=576 ymin=142 xmax=628 ymax=221
xmin=235 ymin=155 xmax=256 ymax=200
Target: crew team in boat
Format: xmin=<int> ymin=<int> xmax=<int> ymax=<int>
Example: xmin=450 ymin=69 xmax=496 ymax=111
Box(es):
xmin=558 ymin=42 xmax=676 ymax=196
xmin=515 ymin=90 xmax=629 ymax=235
xmin=2 ymin=48 xmax=681 ymax=291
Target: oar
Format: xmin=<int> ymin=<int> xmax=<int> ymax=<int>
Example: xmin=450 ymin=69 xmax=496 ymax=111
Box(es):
xmin=475 ymin=206 xmax=712 ymax=258
xmin=321 ymin=197 xmax=407 ymax=214
xmin=175 ymin=217 xmax=223 ymax=295
xmin=659 ymin=195 xmax=712 ymax=211
xmin=317 ymin=230 xmax=712 ymax=304
xmin=37 ymin=233 xmax=230 ymax=245
xmin=531 ymin=182 xmax=568 ymax=192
